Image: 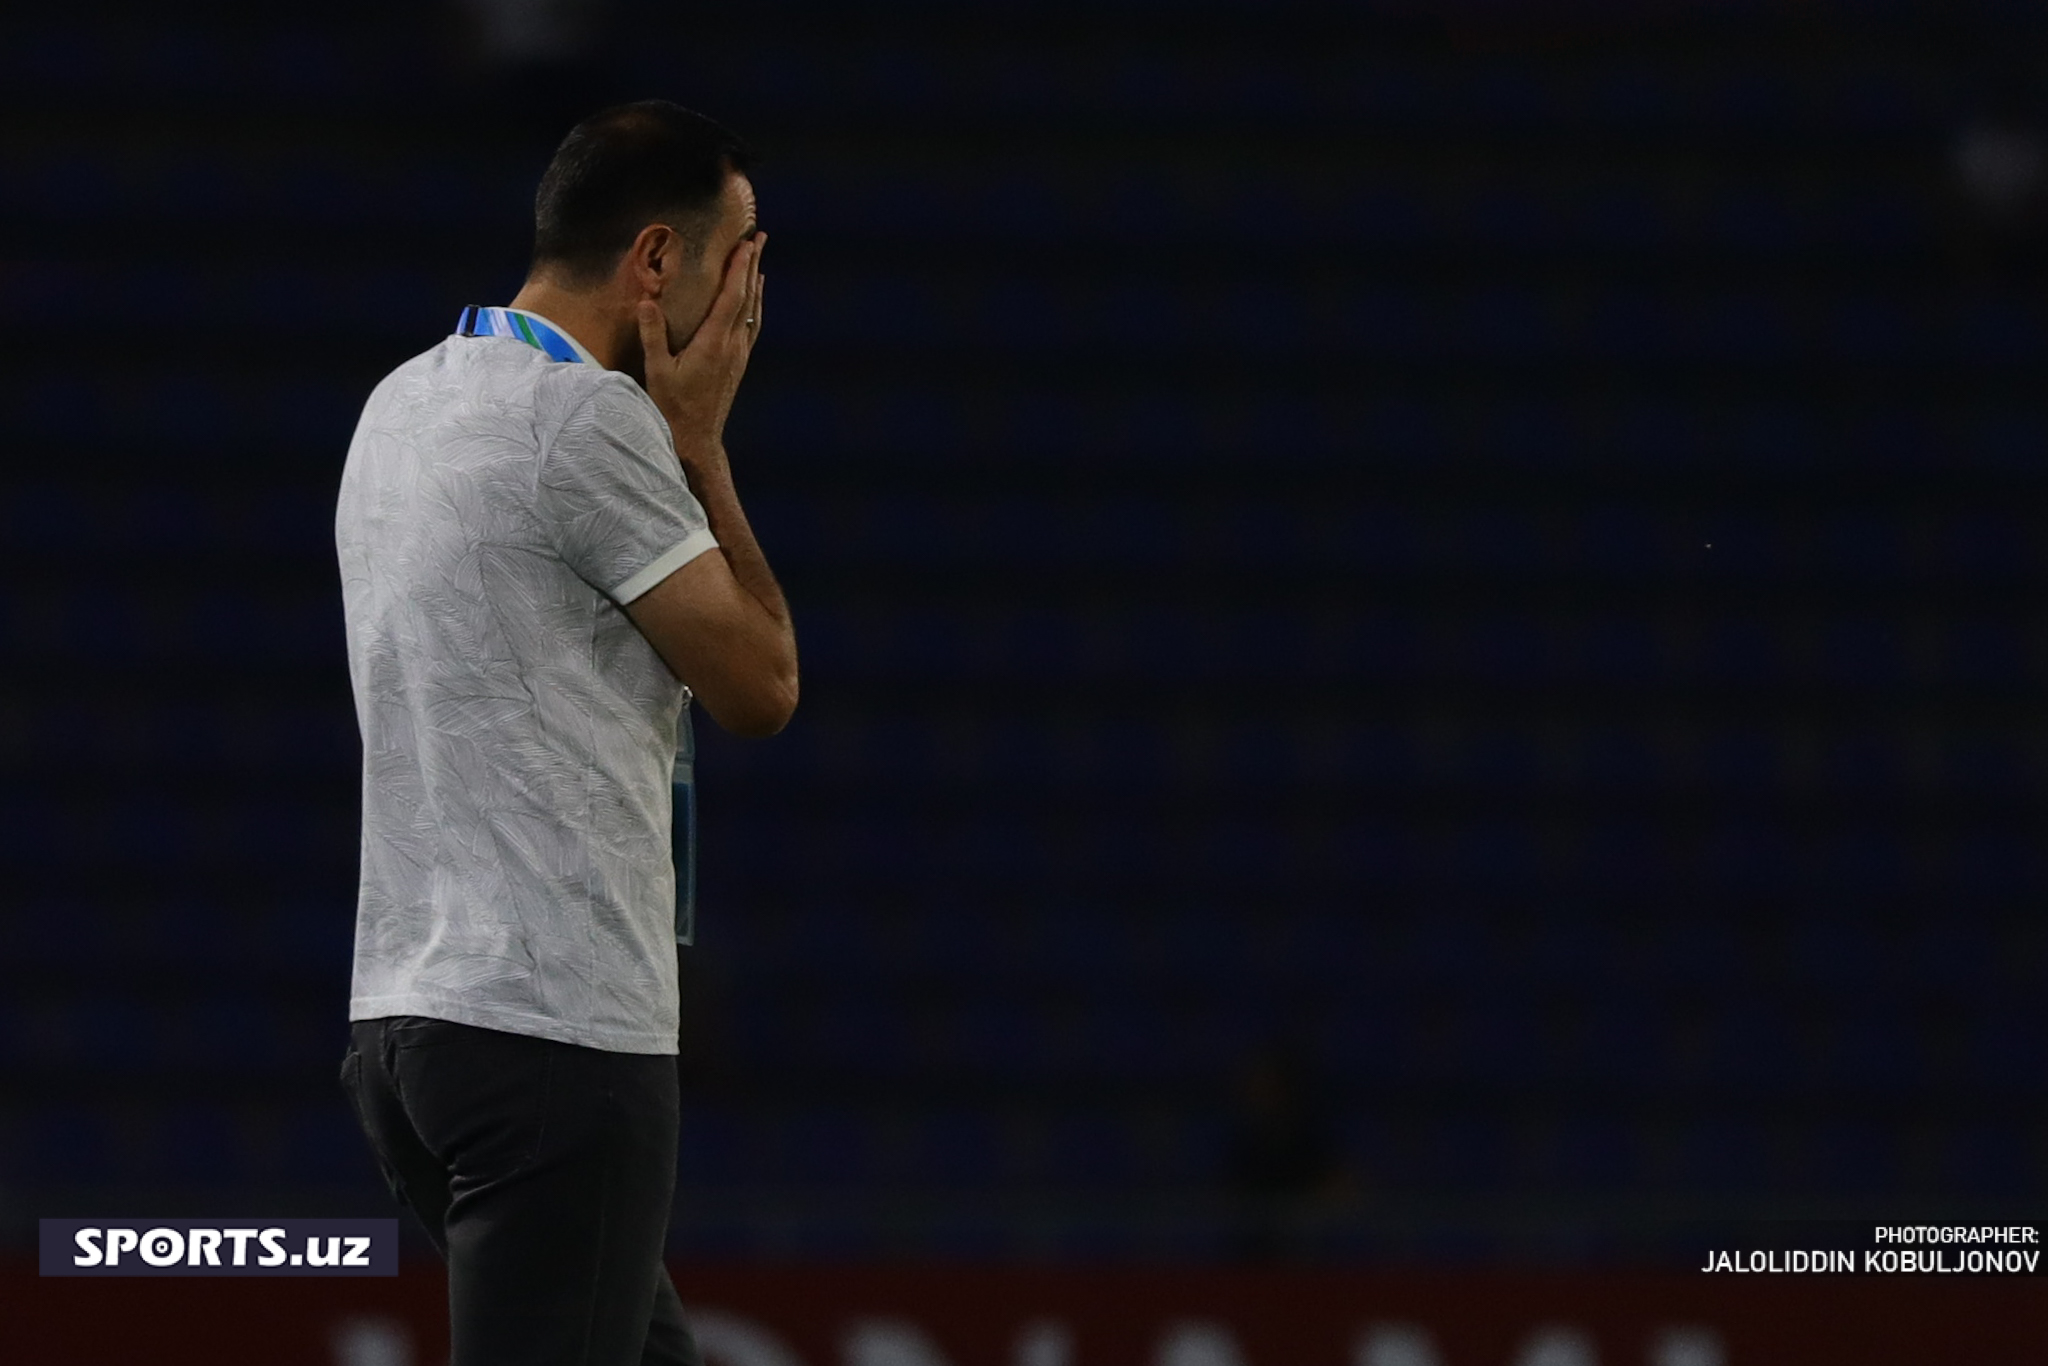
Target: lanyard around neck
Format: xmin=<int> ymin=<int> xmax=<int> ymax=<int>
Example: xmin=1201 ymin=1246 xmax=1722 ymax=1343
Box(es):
xmin=454 ymin=306 xmax=590 ymax=364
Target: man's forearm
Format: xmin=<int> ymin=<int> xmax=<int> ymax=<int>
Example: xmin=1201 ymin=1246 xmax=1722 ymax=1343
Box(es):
xmin=679 ymin=444 xmax=790 ymax=628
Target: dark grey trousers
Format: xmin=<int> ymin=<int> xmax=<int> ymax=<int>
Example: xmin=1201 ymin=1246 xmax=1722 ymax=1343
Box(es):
xmin=341 ymin=1016 xmax=700 ymax=1366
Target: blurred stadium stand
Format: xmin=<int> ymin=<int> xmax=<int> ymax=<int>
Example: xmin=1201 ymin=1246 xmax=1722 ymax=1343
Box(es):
xmin=0 ymin=0 xmax=2042 ymax=1263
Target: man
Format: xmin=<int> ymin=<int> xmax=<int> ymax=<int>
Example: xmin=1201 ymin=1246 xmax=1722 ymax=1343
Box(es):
xmin=333 ymin=101 xmax=796 ymax=1366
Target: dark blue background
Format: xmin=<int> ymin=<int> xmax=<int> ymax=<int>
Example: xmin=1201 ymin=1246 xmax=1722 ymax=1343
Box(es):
xmin=1 ymin=0 xmax=2043 ymax=1263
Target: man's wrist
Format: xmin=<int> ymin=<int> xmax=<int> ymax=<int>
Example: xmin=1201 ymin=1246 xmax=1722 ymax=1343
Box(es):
xmin=667 ymin=428 xmax=728 ymax=472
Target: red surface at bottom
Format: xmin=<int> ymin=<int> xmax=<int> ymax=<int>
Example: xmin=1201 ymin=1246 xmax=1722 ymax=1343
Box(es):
xmin=4 ymin=1257 xmax=2043 ymax=1365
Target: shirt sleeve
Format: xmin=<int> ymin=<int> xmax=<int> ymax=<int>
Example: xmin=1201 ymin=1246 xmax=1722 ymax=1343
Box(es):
xmin=535 ymin=375 xmax=719 ymax=605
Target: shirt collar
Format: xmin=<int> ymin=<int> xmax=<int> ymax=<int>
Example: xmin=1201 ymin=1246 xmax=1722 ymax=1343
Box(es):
xmin=454 ymin=305 xmax=602 ymax=367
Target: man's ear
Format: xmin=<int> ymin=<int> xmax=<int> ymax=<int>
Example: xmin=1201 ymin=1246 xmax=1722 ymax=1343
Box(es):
xmin=628 ymin=223 xmax=676 ymax=297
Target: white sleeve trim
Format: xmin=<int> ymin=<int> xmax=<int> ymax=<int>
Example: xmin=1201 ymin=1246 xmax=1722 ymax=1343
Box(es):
xmin=609 ymin=528 xmax=720 ymax=605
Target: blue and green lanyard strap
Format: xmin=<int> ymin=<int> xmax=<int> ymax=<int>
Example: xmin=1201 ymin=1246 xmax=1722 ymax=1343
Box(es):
xmin=454 ymin=304 xmax=592 ymax=363
xmin=455 ymin=305 xmax=700 ymax=946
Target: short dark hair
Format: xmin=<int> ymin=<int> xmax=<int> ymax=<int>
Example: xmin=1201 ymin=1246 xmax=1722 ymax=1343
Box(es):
xmin=529 ymin=100 xmax=753 ymax=285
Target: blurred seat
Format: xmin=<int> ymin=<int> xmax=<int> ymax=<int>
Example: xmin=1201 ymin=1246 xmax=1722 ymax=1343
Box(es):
xmin=1817 ymin=619 xmax=1908 ymax=691
xmin=1933 ymin=1122 xmax=2032 ymax=1198
xmin=1331 ymin=614 xmax=1425 ymax=685
xmin=1580 ymin=617 xmax=1669 ymax=687
xmin=1966 ymin=999 xmax=2045 ymax=1094
xmin=1959 ymin=409 xmax=2045 ymax=472
xmin=1931 ymin=511 xmax=2031 ymax=580
xmin=1579 ymin=723 xmax=1666 ymax=794
xmin=773 ymin=1107 xmax=882 ymax=1188
xmin=1671 ymin=1118 xmax=1771 ymax=1194
xmin=1701 ymin=187 xmax=1804 ymax=253
xmin=145 ymin=1105 xmax=246 ymax=1184
xmin=1898 ymin=915 xmax=1995 ymax=992
xmin=932 ymin=996 xmax=1046 ymax=1077
xmin=1334 ymin=185 xmax=1433 ymax=245
xmin=1584 ymin=297 xmax=1678 ymax=366
xmin=1574 ymin=183 xmax=1671 ymax=250
xmin=1448 ymin=287 xmax=1561 ymax=360
xmin=1539 ymin=1114 xmax=1643 ymax=1193
xmin=1460 ymin=187 xmax=1560 ymax=250
xmin=1330 ymin=286 xmax=1430 ymax=357
xmin=904 ymin=1108 xmax=1008 ymax=1190
xmin=1481 ymin=399 xmax=1577 ymax=468
xmin=1955 ymin=299 xmax=2048 ymax=365
xmin=1722 ymin=401 xmax=1822 ymax=471
xmin=1440 ymin=819 xmax=1544 ymax=892
xmin=1070 ymin=998 xmax=1186 ymax=1083
xmin=22 ymin=1105 xmax=116 ymax=1185
xmin=1696 ymin=1001 xmax=1798 ymax=1093
xmin=1320 ymin=993 xmax=1417 ymax=1086
xmin=1413 ymin=1114 xmax=1509 ymax=1192
xmin=1569 ymin=992 xmax=1662 ymax=1089
xmin=1784 ymin=915 xmax=1891 ymax=998
xmin=1039 ymin=1112 xmax=1142 ymax=1188
xmin=1941 ymin=620 xmax=2032 ymax=689
xmin=1825 ymin=295 xmax=1919 ymax=364
xmin=1694 ymin=819 xmax=1799 ymax=902
xmin=1807 ymin=1002 xmax=1920 ymax=1093
xmin=1458 ymin=617 xmax=1560 ymax=688
xmin=278 ymin=1103 xmax=369 ymax=1185
xmin=1572 ymin=504 xmax=1670 ymax=575
xmin=1694 ymin=724 xmax=1784 ymax=793
xmin=1942 ymin=832 xmax=2042 ymax=905
xmin=1452 ymin=992 xmax=1546 ymax=1088
xmin=1812 ymin=827 xmax=1911 ymax=903
xmin=1795 ymin=1120 xmax=1897 ymax=1196
xmin=676 ymin=1106 xmax=765 ymax=1188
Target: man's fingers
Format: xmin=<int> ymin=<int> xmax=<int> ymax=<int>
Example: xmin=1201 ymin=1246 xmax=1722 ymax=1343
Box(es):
xmin=636 ymin=301 xmax=669 ymax=361
xmin=707 ymin=239 xmax=754 ymax=338
xmin=751 ymin=233 xmax=766 ymax=309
